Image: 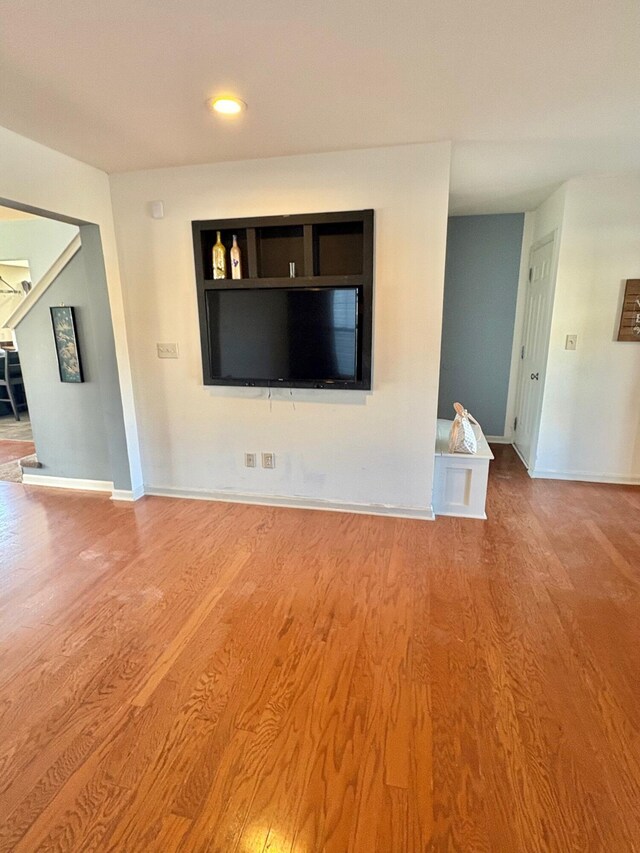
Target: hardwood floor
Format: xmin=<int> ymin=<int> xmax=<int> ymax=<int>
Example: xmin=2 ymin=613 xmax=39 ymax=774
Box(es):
xmin=0 ymin=414 xmax=33 ymax=442
xmin=0 ymin=439 xmax=35 ymax=466
xmin=0 ymin=446 xmax=639 ymax=852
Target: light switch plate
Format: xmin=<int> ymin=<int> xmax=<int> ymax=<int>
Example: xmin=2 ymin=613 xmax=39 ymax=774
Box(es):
xmin=157 ymin=342 xmax=178 ymax=358
xmin=565 ymin=334 xmax=578 ymax=351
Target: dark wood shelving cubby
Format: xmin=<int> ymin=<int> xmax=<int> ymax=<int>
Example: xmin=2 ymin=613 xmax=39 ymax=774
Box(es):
xmin=192 ymin=209 xmax=374 ymax=389
xmin=199 ymin=227 xmax=250 ymax=281
xmin=313 ymin=220 xmax=364 ymax=276
xmin=256 ymin=224 xmax=305 ymax=278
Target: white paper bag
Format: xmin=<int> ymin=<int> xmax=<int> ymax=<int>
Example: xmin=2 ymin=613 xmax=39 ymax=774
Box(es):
xmin=448 ymin=402 xmax=480 ymax=454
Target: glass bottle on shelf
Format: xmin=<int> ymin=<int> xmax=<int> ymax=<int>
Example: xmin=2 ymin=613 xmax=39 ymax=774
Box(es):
xmin=230 ymin=234 xmax=242 ymax=280
xmin=212 ymin=231 xmax=227 ymax=279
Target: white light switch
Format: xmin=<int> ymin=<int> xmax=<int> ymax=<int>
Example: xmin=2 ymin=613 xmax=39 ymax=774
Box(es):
xmin=565 ymin=334 xmax=578 ymax=351
xmin=150 ymin=200 xmax=164 ymax=219
xmin=157 ymin=342 xmax=178 ymax=358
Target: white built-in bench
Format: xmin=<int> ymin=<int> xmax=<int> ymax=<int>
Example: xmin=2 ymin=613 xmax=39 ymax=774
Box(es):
xmin=433 ymin=419 xmax=494 ymax=519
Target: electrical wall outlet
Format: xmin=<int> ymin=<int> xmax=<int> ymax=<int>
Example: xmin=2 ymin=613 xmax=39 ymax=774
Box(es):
xmin=244 ymin=453 xmax=256 ymax=468
xmin=565 ymin=334 xmax=578 ymax=351
xmin=157 ymin=342 xmax=178 ymax=358
xmin=262 ymin=452 xmax=275 ymax=469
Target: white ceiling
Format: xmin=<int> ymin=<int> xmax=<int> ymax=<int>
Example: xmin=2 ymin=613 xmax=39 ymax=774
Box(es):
xmin=449 ymin=138 xmax=640 ymax=214
xmin=1 ymin=0 xmax=639 ymax=211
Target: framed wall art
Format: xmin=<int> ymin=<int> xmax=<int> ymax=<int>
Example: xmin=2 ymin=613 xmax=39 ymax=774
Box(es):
xmin=50 ymin=305 xmax=84 ymax=383
xmin=617 ymin=279 xmax=640 ymax=342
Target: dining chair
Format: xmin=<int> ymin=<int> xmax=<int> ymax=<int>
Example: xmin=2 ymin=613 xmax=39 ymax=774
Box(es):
xmin=0 ymin=348 xmax=27 ymax=421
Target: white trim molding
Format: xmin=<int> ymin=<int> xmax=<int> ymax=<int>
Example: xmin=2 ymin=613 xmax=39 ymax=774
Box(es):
xmin=529 ymin=469 xmax=640 ymax=486
xmin=484 ymin=435 xmax=513 ymax=445
xmin=435 ymin=508 xmax=487 ymax=520
xmin=144 ymin=485 xmax=435 ymax=521
xmin=503 ymin=212 xmax=536 ymax=441
xmin=6 ymin=234 xmax=82 ymax=329
xmin=512 ymin=227 xmax=562 ymax=471
xmin=111 ymin=485 xmax=145 ymax=502
xmin=512 ymin=443 xmax=529 ymax=470
xmin=22 ymin=473 xmax=113 ymax=492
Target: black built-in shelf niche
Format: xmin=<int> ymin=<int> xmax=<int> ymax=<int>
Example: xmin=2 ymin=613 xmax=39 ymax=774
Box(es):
xmin=192 ymin=209 xmax=374 ymax=389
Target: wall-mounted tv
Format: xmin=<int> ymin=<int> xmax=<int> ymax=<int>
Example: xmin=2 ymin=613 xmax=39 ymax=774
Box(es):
xmin=192 ymin=210 xmax=374 ymax=390
xmin=204 ymin=287 xmax=367 ymax=388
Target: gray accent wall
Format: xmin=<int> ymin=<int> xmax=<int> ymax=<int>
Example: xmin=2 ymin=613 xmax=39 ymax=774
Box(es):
xmin=15 ymin=224 xmax=132 ymax=490
xmin=438 ymin=214 xmax=524 ymax=436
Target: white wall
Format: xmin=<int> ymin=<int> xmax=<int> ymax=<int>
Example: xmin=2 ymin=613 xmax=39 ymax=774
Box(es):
xmin=0 ymin=262 xmax=29 ymax=336
xmin=0 ymin=217 xmax=78 ymax=282
xmin=534 ymin=175 xmax=640 ymax=482
xmin=531 ymin=183 xmax=566 ymax=247
xmin=0 ymin=124 xmax=142 ymax=492
xmin=110 ymin=143 xmax=451 ymax=516
xmin=0 ymin=217 xmax=79 ymax=339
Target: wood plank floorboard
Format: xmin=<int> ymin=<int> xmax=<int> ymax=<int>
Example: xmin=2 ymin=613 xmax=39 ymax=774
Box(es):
xmin=0 ymin=447 xmax=639 ymax=852
xmin=0 ymin=440 xmax=34 ymax=467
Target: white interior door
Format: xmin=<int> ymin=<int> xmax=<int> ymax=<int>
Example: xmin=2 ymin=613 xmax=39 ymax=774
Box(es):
xmin=513 ymin=236 xmax=555 ymax=468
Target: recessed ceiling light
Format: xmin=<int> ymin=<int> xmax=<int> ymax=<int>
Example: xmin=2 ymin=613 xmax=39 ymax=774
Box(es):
xmin=209 ymin=96 xmax=246 ymax=115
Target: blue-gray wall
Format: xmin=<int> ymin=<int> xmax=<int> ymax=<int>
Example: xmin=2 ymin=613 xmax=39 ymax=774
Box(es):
xmin=438 ymin=214 xmax=524 ymax=436
xmin=15 ymin=224 xmax=132 ymax=490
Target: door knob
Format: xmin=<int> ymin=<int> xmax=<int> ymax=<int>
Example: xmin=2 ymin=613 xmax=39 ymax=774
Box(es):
xmin=531 ymin=372 xmax=539 ymax=380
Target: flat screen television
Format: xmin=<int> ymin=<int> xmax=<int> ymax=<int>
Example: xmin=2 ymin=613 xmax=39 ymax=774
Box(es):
xmin=203 ymin=286 xmax=365 ymax=388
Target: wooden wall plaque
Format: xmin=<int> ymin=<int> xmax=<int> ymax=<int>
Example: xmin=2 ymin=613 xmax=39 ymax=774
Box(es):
xmin=617 ymin=279 xmax=640 ymax=342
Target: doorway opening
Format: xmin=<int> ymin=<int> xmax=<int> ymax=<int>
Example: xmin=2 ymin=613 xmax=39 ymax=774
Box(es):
xmin=437 ymin=211 xmax=528 ymax=432
xmin=0 ymin=257 xmax=32 ymax=438
xmin=0 ymin=201 xmax=132 ymax=493
xmin=436 ymin=211 xmax=556 ymax=496
xmin=437 ymin=211 xmax=559 ymax=484
xmin=0 ymin=258 xmax=34 ymax=480
xmin=0 ymin=206 xmax=80 ymax=482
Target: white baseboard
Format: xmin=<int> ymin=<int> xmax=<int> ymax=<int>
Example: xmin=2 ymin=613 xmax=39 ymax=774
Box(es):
xmin=530 ymin=468 xmax=640 ymax=485
xmin=434 ymin=509 xmax=488 ymax=520
xmin=485 ymin=435 xmax=513 ymax=444
xmin=22 ymin=473 xmax=114 ymax=492
xmin=111 ymin=484 xmax=145 ymax=502
xmin=144 ymin=485 xmax=435 ymax=521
